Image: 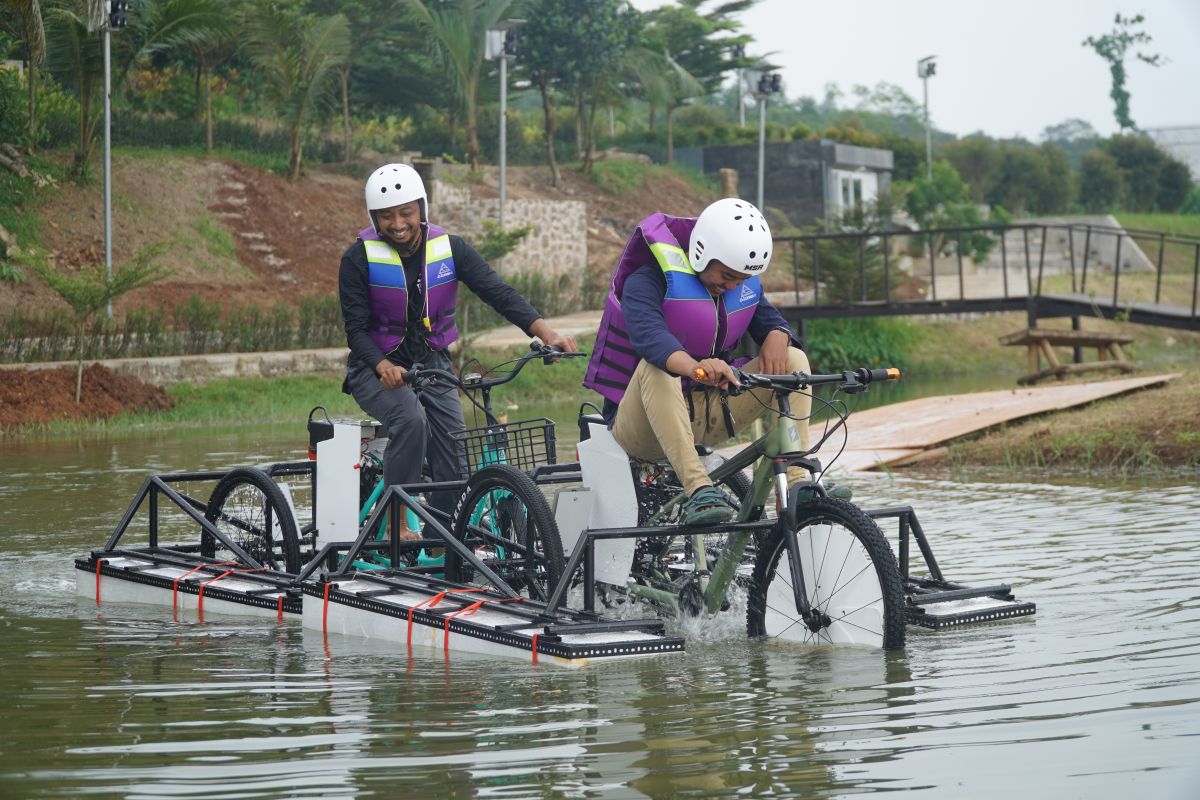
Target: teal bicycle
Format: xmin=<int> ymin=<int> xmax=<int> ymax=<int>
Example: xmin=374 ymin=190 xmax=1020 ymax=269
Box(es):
xmin=355 ymin=343 xmax=586 ymax=600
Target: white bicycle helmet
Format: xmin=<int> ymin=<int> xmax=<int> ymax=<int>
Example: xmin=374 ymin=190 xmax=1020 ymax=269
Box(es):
xmin=688 ymin=197 xmax=772 ymax=275
xmin=364 ymin=163 xmax=427 ymax=232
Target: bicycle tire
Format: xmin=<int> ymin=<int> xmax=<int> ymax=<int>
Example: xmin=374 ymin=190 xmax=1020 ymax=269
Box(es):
xmin=747 ymin=496 xmax=905 ymax=650
xmin=202 ymin=467 xmax=302 ymax=574
xmin=448 ymin=464 xmax=565 ymax=604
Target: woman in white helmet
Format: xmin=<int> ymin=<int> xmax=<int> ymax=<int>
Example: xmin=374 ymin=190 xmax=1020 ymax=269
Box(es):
xmin=340 ymin=163 xmax=577 ymax=539
xmin=582 ymin=197 xmax=813 ymax=526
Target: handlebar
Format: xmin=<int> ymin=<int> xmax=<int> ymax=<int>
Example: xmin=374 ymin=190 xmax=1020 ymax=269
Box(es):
xmin=693 ymin=366 xmax=900 ymax=395
xmin=402 ymin=340 xmax=587 ymax=392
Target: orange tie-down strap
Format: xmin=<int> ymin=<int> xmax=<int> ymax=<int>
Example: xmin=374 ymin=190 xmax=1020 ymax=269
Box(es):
xmin=196 ymin=565 xmax=267 ymax=618
xmin=399 ymin=587 xmax=528 ymax=655
xmin=172 ymin=561 xmax=236 ymax=611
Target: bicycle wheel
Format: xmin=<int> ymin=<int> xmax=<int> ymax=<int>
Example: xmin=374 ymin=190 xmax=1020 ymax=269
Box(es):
xmin=202 ymin=467 xmax=302 ymax=574
xmin=448 ymin=464 xmax=565 ymax=603
xmin=747 ymin=496 xmax=905 ymax=649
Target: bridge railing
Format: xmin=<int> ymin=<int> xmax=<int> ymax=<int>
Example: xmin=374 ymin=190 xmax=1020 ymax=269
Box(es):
xmin=772 ymin=222 xmax=1200 ymax=321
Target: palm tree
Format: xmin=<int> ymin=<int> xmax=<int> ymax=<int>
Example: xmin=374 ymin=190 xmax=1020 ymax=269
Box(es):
xmin=1 ymin=0 xmax=46 ymax=149
xmin=41 ymin=0 xmax=228 ymax=177
xmin=43 ymin=0 xmax=102 ymax=176
xmin=241 ymin=4 xmax=350 ymax=181
xmin=404 ymin=0 xmax=513 ymax=170
xmin=624 ymin=47 xmax=702 ymax=164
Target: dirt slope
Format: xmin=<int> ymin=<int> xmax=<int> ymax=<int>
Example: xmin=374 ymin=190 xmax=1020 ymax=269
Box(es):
xmin=3 ymin=155 xmax=716 ymax=319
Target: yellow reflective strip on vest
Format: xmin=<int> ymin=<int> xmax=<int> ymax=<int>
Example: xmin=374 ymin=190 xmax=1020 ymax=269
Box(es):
xmin=427 ymin=234 xmax=452 ymax=260
xmin=650 ymin=242 xmax=692 ymax=274
xmin=364 ymin=239 xmax=402 ymax=265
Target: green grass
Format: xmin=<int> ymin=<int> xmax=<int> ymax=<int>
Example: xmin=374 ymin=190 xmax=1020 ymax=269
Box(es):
xmin=588 ymin=159 xmax=647 ymax=195
xmin=0 ymin=153 xmax=66 ymax=254
xmin=192 ymin=213 xmax=248 ymax=276
xmin=1115 ymin=213 xmax=1200 ymax=240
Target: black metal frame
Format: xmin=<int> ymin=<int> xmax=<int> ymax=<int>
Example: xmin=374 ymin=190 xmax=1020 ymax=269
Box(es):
xmin=773 ymin=221 xmax=1200 ymax=333
xmin=867 ymin=506 xmax=1036 ymax=628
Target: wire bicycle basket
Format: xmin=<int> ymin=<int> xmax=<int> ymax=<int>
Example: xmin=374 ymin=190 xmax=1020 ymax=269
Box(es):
xmin=452 ymin=417 xmax=557 ymax=478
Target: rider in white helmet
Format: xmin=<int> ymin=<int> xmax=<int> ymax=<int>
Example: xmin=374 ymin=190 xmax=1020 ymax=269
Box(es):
xmin=582 ymin=197 xmax=812 ymax=526
xmin=341 ymin=163 xmax=577 ymax=539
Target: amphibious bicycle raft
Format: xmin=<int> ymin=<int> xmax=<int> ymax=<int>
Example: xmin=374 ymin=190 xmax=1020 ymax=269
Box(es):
xmin=75 ymin=346 xmax=1035 ymax=664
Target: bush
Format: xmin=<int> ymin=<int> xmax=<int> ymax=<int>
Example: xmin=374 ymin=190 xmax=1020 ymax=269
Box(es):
xmin=589 ymin=159 xmax=647 ymax=194
xmin=0 ymin=291 xmax=351 ymax=365
xmin=805 ymin=317 xmax=920 ymax=373
xmin=0 ymin=69 xmax=25 ymax=145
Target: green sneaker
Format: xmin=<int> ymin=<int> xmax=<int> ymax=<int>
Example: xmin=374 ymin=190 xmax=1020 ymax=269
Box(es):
xmin=824 ymin=481 xmax=852 ymax=501
xmin=681 ymin=485 xmax=736 ymax=526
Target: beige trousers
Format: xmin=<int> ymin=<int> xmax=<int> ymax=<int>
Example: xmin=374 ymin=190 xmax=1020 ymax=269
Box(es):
xmin=611 ymin=347 xmax=812 ymax=495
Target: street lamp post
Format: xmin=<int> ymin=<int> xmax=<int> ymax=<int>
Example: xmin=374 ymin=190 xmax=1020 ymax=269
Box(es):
xmin=917 ymin=55 xmax=937 ymax=181
xmin=486 ymin=19 xmax=525 ymax=230
xmin=731 ymin=43 xmax=745 ymax=127
xmin=751 ymin=65 xmax=782 ymax=213
xmin=88 ymin=1 xmax=128 ymax=318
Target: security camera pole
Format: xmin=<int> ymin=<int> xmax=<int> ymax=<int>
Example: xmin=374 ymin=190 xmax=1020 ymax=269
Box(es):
xmin=731 ymin=43 xmax=746 ymax=127
xmin=751 ymin=63 xmax=782 ymax=213
xmin=87 ymin=1 xmax=128 ymax=317
xmin=918 ymin=55 xmax=936 ymax=181
xmin=486 ymin=19 xmax=525 ymax=231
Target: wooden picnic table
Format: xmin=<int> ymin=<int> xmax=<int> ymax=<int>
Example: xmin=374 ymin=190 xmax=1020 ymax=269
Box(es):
xmin=999 ymin=327 xmax=1136 ymax=386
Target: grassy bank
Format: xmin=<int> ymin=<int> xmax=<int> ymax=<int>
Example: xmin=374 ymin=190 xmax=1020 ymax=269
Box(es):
xmin=940 ymin=367 xmax=1199 ymax=474
xmin=7 ymin=317 xmax=1198 ymax=476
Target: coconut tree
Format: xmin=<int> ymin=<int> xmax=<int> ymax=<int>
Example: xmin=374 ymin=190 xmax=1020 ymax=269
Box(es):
xmin=42 ymin=0 xmax=228 ymax=177
xmin=0 ymin=0 xmax=46 ymax=149
xmin=404 ymin=0 xmax=512 ymax=171
xmin=623 ymin=46 xmax=702 ymax=165
xmin=43 ymin=0 xmax=102 ymax=176
xmin=241 ymin=4 xmax=350 ymax=180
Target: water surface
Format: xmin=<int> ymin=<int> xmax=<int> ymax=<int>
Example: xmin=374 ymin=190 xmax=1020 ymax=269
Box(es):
xmin=2 ymin=422 xmax=1198 ymax=798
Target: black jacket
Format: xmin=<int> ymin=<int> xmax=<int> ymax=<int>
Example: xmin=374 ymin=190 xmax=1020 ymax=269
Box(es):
xmin=339 ymin=231 xmax=542 ymax=375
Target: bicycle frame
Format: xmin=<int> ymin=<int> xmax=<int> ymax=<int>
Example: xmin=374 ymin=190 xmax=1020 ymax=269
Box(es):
xmin=627 ymin=388 xmax=819 ymax=616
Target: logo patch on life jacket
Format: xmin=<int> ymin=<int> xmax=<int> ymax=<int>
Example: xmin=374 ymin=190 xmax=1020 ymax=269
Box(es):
xmin=739 ymin=283 xmax=757 ymax=302
xmin=436 ymin=263 xmax=452 ymax=279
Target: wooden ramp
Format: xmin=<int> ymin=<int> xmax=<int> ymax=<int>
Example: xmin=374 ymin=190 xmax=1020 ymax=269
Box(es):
xmin=807 ymin=373 xmax=1179 ymax=474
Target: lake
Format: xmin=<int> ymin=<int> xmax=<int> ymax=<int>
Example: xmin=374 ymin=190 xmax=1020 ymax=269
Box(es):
xmin=1 ymin=413 xmax=1198 ymax=798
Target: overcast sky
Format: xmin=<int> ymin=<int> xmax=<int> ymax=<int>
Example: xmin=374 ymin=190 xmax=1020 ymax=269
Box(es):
xmin=627 ymin=0 xmax=1200 ymax=141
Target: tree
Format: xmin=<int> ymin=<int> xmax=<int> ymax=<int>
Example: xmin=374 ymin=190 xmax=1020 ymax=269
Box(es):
xmin=43 ymin=0 xmax=102 ymax=176
xmin=242 ymin=4 xmax=349 ymax=180
xmin=308 ymin=0 xmax=408 ymax=163
xmin=0 ymin=0 xmax=46 ymax=149
xmin=640 ymin=0 xmax=751 ymax=162
xmin=42 ymin=0 xmax=228 ymax=177
xmin=405 ymin=0 xmax=513 ymax=171
xmin=521 ymin=0 xmax=610 ymax=185
xmin=942 ymin=136 xmax=1000 ymax=203
xmin=20 ymin=245 xmax=170 ymax=403
xmin=1082 ymin=14 xmax=1162 ymax=132
xmin=1157 ymin=158 xmax=1192 ymax=213
xmin=1078 ymin=149 xmax=1122 ymax=212
xmin=903 ymin=160 xmax=1001 ymax=260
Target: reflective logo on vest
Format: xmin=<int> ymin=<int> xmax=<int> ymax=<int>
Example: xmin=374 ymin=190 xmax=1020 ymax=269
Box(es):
xmin=740 ymin=283 xmax=756 ymax=302
xmin=436 ymin=263 xmax=452 ymax=279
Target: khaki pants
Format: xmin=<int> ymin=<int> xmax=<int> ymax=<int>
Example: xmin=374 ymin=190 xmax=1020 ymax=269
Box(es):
xmin=611 ymin=348 xmax=812 ymax=496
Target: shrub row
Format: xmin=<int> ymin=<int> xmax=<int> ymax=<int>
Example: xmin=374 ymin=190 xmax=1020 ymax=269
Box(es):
xmin=1 ymin=295 xmax=343 ymax=364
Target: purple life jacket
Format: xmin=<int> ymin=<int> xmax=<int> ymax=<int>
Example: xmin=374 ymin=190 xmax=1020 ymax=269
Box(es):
xmin=360 ymin=223 xmax=458 ymax=353
xmin=583 ymin=213 xmax=761 ymax=404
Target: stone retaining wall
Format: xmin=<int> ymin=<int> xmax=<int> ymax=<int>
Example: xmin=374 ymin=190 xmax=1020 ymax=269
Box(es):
xmin=432 ymin=181 xmax=587 ymax=279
